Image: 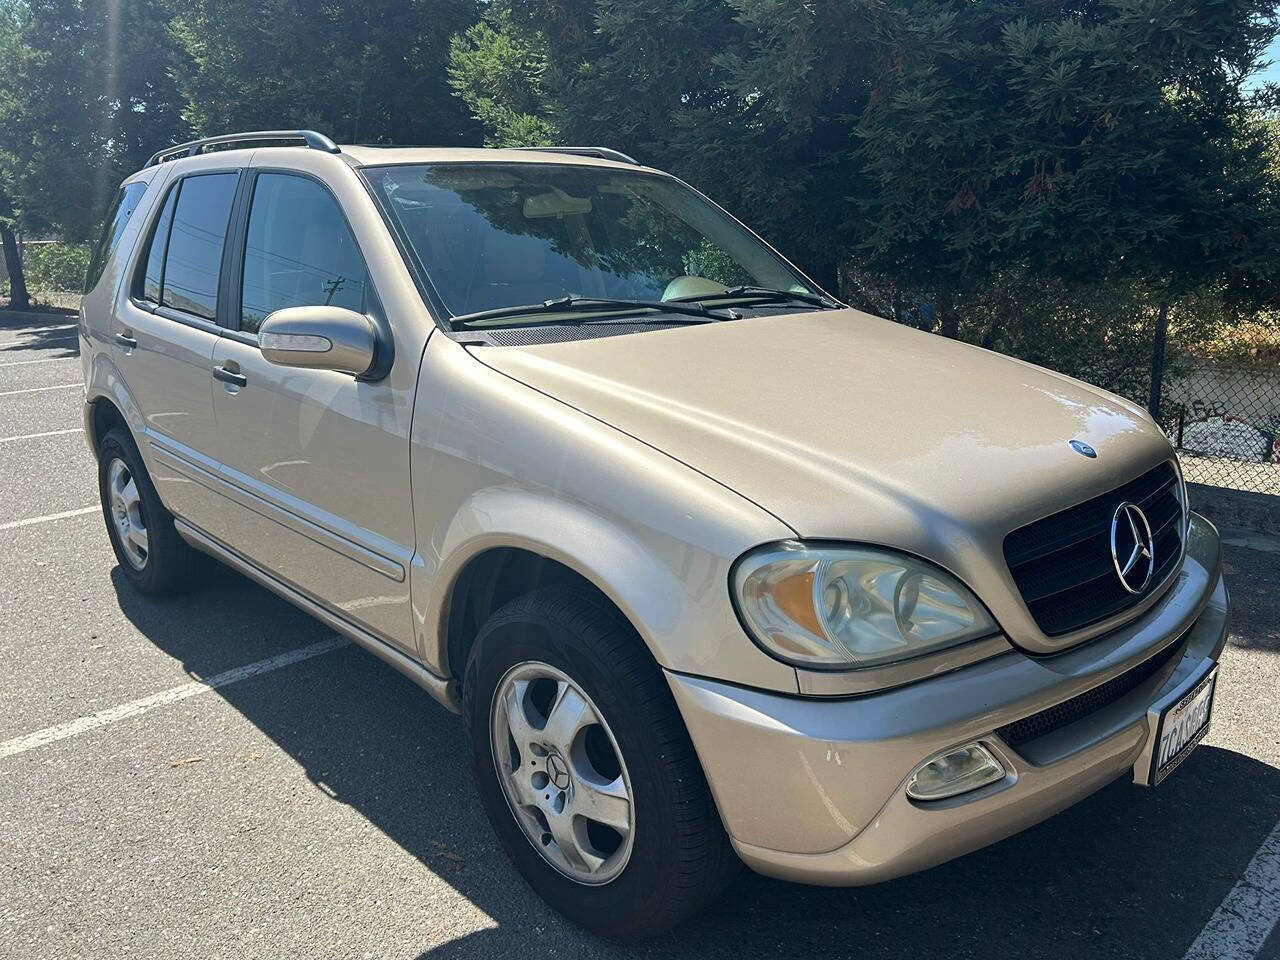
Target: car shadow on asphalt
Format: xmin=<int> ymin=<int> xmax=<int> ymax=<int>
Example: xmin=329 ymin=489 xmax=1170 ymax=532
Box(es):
xmin=111 ymin=563 xmax=1280 ymax=960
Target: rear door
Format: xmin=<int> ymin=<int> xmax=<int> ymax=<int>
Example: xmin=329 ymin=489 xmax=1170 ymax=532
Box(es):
xmin=111 ymin=168 xmax=241 ymax=539
xmin=209 ymin=168 xmax=418 ymax=651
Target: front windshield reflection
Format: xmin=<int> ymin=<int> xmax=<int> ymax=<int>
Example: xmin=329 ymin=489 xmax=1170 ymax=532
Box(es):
xmin=367 ymin=163 xmax=813 ymax=323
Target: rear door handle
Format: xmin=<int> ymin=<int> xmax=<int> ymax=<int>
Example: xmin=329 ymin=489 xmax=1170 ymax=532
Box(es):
xmin=213 ymin=364 xmax=247 ymax=388
xmin=115 ymin=331 xmax=137 ymax=349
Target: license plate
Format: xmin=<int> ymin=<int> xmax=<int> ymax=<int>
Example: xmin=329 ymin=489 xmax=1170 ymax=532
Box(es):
xmin=1135 ymin=662 xmax=1217 ymax=787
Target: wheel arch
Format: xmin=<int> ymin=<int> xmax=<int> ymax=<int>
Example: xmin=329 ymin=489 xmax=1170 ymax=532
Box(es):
xmin=83 ymin=345 xmax=142 ymax=459
xmin=86 ymin=393 xmax=130 ymax=456
xmin=418 ymin=484 xmax=798 ymax=693
xmin=441 ymin=546 xmax=628 ymax=683
xmin=423 ymin=489 xmax=694 ymax=683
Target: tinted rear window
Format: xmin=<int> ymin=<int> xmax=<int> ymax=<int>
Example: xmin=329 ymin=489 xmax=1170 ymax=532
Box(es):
xmin=157 ymin=173 xmax=237 ymax=320
xmin=84 ymin=182 xmax=148 ymax=294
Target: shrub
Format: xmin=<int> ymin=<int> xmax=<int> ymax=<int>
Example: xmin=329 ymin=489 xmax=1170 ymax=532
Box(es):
xmin=22 ymin=242 xmax=90 ymax=295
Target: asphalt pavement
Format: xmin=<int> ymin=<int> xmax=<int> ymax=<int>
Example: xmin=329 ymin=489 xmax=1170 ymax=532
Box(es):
xmin=1 ymin=311 xmax=1278 ymax=959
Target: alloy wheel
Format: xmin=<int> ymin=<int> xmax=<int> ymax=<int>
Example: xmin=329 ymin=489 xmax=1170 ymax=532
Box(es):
xmin=490 ymin=661 xmax=635 ymax=885
xmin=107 ymin=457 xmax=149 ymax=570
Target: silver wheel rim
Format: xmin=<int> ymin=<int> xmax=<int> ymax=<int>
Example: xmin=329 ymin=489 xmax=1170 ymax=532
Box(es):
xmin=106 ymin=458 xmax=149 ymax=571
xmin=490 ymin=661 xmax=635 ymax=885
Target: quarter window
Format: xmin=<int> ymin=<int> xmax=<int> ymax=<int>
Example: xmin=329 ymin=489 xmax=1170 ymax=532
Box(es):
xmin=84 ymin=181 xmax=148 ymax=294
xmin=240 ymin=173 xmax=368 ymax=334
xmin=141 ymin=186 xmax=178 ymax=305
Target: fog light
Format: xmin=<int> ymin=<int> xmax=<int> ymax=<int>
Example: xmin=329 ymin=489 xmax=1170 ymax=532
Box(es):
xmin=906 ymin=742 xmax=1005 ymax=801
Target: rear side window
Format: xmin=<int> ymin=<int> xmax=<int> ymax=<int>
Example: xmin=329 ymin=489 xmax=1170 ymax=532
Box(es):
xmin=240 ymin=173 xmax=368 ymax=334
xmin=84 ymin=181 xmax=148 ymax=294
xmin=134 ymin=172 xmax=237 ymax=321
xmin=141 ymin=186 xmax=178 ymax=304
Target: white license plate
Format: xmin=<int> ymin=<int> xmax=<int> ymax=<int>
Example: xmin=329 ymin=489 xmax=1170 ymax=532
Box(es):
xmin=1136 ymin=664 xmax=1217 ymax=787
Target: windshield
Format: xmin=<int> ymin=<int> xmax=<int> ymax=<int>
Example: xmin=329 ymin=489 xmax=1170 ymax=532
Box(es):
xmin=364 ymin=163 xmax=817 ymax=324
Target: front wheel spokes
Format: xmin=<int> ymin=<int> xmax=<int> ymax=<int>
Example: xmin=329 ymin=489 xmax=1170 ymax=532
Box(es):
xmin=569 ymin=775 xmax=631 ymax=836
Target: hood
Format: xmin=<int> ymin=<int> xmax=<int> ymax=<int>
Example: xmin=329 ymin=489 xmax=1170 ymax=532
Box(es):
xmin=471 ymin=309 xmax=1176 ymax=651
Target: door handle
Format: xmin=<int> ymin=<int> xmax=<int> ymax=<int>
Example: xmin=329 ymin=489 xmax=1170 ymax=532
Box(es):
xmin=213 ymin=364 xmax=247 ymax=388
xmin=115 ymin=331 xmax=137 ymax=349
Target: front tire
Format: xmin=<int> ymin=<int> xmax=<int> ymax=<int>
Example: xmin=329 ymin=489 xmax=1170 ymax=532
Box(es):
xmin=462 ymin=586 xmax=738 ymax=939
xmin=97 ymin=427 xmax=206 ymax=595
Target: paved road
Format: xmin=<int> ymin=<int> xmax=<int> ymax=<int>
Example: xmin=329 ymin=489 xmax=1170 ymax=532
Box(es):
xmin=1 ymin=312 xmax=1278 ymax=959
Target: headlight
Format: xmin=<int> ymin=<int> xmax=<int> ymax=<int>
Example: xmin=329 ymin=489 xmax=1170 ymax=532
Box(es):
xmin=732 ymin=542 xmax=997 ymax=669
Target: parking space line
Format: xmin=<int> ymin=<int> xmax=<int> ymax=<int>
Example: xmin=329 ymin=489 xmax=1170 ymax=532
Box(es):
xmin=0 ymin=506 xmax=99 ymax=530
xmin=0 ymin=637 xmax=350 ymax=760
xmin=1184 ymin=818 xmax=1280 ymax=959
xmin=0 ymin=355 xmax=78 ymax=367
xmin=0 ymin=427 xmax=83 ymax=443
xmin=0 ymin=383 xmax=81 ymax=397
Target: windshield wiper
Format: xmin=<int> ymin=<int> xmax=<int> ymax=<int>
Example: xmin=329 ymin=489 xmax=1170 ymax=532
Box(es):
xmin=451 ymin=295 xmax=738 ymax=330
xmin=674 ymin=286 xmax=841 ymax=309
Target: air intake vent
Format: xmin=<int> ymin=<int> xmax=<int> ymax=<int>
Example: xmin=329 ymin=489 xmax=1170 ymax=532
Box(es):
xmin=1003 ymin=462 xmax=1182 ymax=636
xmin=996 ymin=634 xmax=1185 ymax=747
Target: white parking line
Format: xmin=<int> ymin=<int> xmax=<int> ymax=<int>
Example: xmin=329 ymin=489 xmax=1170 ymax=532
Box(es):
xmin=0 ymin=355 xmax=78 ymax=367
xmin=0 ymin=383 xmax=80 ymax=397
xmin=1184 ymin=818 xmax=1280 ymax=959
xmin=0 ymin=637 xmax=350 ymax=760
xmin=0 ymin=506 xmax=99 ymax=530
xmin=0 ymin=427 xmax=83 ymax=443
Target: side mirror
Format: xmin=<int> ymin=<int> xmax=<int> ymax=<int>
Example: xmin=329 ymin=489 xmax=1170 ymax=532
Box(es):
xmin=258 ymin=306 xmax=378 ymax=377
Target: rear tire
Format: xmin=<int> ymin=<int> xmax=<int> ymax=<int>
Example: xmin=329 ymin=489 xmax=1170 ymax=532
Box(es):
xmin=97 ymin=427 xmax=207 ymax=595
xmin=462 ymin=585 xmax=739 ymax=940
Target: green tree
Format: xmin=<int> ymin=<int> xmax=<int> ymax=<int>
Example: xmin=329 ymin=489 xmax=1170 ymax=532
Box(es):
xmin=450 ymin=0 xmax=1280 ymax=413
xmin=0 ymin=0 xmax=187 ymax=310
xmin=171 ymin=0 xmax=483 ymax=146
xmin=448 ymin=0 xmax=864 ymax=290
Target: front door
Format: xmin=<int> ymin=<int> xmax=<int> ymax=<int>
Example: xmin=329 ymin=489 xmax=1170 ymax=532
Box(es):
xmin=112 ymin=170 xmax=240 ymax=540
xmin=210 ymin=171 xmax=417 ymax=651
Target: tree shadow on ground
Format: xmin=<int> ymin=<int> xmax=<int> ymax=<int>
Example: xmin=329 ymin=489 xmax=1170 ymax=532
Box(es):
xmin=0 ymin=314 xmax=80 ymax=360
xmin=112 ymin=552 xmax=1280 ymax=960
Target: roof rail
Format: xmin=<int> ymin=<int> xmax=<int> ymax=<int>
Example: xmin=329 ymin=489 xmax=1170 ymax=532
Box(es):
xmin=145 ymin=130 xmax=341 ymax=168
xmin=513 ymin=146 xmax=640 ymax=166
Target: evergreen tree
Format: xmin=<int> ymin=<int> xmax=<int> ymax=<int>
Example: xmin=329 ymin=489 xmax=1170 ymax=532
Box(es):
xmin=171 ymin=0 xmax=483 ymax=145
xmin=450 ymin=0 xmax=1280 ymax=334
xmin=0 ymin=0 xmax=187 ymax=309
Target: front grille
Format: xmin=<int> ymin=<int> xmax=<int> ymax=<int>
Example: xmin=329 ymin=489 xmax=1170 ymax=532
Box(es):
xmin=995 ymin=637 xmax=1184 ymax=747
xmin=1003 ymin=462 xmax=1183 ymax=636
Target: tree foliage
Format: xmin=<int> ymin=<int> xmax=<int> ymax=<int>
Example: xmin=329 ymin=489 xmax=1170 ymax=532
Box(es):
xmin=0 ymin=0 xmax=187 ymax=237
xmin=170 ymin=0 xmax=483 ymax=145
xmin=449 ymin=0 xmax=1280 ymax=312
xmin=0 ymin=0 xmax=188 ymax=306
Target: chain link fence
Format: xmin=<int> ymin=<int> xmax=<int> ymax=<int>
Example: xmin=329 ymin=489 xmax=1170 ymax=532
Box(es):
xmin=1162 ymin=321 xmax=1280 ymax=495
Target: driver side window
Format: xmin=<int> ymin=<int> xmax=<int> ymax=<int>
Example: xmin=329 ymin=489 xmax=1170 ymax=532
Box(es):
xmin=240 ymin=173 xmax=369 ymax=334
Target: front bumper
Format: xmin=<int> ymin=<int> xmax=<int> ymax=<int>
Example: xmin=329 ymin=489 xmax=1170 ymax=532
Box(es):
xmin=668 ymin=513 xmax=1228 ymax=885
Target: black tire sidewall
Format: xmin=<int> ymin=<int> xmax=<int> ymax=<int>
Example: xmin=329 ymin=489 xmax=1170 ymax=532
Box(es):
xmin=462 ymin=599 xmax=697 ymax=937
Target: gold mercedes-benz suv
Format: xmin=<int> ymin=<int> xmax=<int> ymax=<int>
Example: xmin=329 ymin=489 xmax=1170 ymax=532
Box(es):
xmin=80 ymin=130 xmax=1228 ymax=938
